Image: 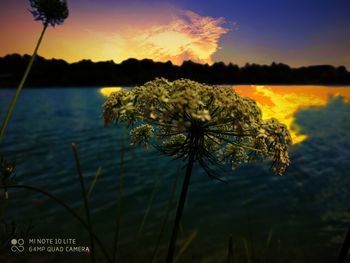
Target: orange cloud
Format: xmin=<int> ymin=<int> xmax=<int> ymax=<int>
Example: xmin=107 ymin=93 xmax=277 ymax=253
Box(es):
xmin=0 ymin=4 xmax=229 ymax=65
xmin=100 ymin=10 xmax=229 ymax=65
xmin=135 ymin=11 xmax=228 ymax=64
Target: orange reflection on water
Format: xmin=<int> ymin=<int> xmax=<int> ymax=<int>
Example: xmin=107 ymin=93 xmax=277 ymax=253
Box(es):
xmin=100 ymin=87 xmax=122 ymax=97
xmin=233 ymin=85 xmax=350 ymax=144
xmin=99 ymin=85 xmax=350 ymax=144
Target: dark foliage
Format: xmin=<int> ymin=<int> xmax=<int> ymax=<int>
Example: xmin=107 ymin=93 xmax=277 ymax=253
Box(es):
xmin=0 ymin=54 xmax=349 ymax=87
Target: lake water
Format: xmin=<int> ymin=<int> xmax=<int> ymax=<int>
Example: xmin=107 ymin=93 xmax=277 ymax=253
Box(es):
xmin=1 ymin=85 xmax=350 ymax=262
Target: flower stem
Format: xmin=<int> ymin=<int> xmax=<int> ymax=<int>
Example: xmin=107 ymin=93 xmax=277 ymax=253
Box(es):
xmin=72 ymin=143 xmax=96 ymax=263
xmin=0 ymin=184 xmax=112 ymax=263
xmin=112 ymin=132 xmax=125 ymax=263
xmin=166 ymin=138 xmax=196 ymax=263
xmin=227 ymin=234 xmax=234 ymax=263
xmin=337 ymin=228 xmax=350 ymax=263
xmin=0 ymin=24 xmax=48 ymax=143
xmin=151 ymin=165 xmax=180 ymax=263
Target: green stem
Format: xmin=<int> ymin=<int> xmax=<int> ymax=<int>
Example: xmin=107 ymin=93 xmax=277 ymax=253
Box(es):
xmin=72 ymin=143 xmax=96 ymax=263
xmin=150 ymin=166 xmax=180 ymax=263
xmin=227 ymin=235 xmax=234 ymax=263
xmin=0 ymin=184 xmax=112 ymax=263
xmin=112 ymin=136 xmax=125 ymax=263
xmin=166 ymin=138 xmax=196 ymax=263
xmin=137 ymin=178 xmax=160 ymax=240
xmin=337 ymin=228 xmax=350 ymax=263
xmin=173 ymin=230 xmax=197 ymax=263
xmin=0 ymin=24 xmax=48 ymax=143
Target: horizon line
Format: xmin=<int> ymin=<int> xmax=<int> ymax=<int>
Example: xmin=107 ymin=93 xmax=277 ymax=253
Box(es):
xmin=1 ymin=53 xmax=348 ymax=71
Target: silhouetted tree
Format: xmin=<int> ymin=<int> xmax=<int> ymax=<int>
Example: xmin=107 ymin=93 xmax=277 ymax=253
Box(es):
xmin=1 ymin=54 xmax=349 ymax=87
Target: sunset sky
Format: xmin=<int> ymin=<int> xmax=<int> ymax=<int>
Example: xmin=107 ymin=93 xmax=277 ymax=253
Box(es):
xmin=1 ymin=0 xmax=349 ymax=68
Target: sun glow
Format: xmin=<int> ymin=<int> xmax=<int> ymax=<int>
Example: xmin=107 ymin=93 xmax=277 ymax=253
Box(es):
xmin=0 ymin=5 xmax=228 ymax=65
xmin=100 ymin=87 xmax=122 ymax=97
xmin=234 ymin=85 xmax=350 ymax=144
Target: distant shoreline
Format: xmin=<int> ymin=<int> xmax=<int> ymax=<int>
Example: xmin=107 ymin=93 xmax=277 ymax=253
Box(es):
xmin=1 ymin=54 xmax=350 ymax=87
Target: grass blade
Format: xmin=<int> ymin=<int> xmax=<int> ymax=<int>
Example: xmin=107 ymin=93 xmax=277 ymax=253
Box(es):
xmin=266 ymin=229 xmax=273 ymax=248
xmin=337 ymin=228 xmax=350 ymax=263
xmin=72 ymin=143 xmax=96 ymax=263
xmin=130 ymin=176 xmax=161 ymax=263
xmin=87 ymin=167 xmax=102 ymax=199
xmin=173 ymin=230 xmax=197 ymax=263
xmin=0 ymin=184 xmax=111 ymax=263
xmin=151 ymin=165 xmax=181 ymax=263
xmin=227 ymin=235 xmax=234 ymax=263
xmin=277 ymin=239 xmax=282 ymax=258
xmin=137 ymin=177 xmax=161 ymax=240
xmin=265 ymin=229 xmax=273 ymax=263
xmin=76 ymin=167 xmax=102 ymax=216
xmin=112 ymin=135 xmax=126 ymax=263
xmin=243 ymin=238 xmax=252 ymax=263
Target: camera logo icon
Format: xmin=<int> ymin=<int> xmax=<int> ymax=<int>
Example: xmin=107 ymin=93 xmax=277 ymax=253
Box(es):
xmin=11 ymin=239 xmax=25 ymax=252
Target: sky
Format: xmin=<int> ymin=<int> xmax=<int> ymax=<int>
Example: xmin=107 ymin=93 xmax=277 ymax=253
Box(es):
xmin=0 ymin=0 xmax=349 ymax=68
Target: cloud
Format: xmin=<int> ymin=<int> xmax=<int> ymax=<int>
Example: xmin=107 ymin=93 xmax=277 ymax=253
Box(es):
xmin=102 ymin=10 xmax=229 ymax=65
xmin=16 ymin=7 xmax=230 ymax=64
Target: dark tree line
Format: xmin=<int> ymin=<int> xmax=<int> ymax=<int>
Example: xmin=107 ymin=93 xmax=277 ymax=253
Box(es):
xmin=0 ymin=53 xmax=349 ymax=87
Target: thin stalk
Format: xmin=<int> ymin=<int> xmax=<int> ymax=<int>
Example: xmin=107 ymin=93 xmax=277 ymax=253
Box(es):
xmin=77 ymin=167 xmax=102 ymax=216
xmin=227 ymin=235 xmax=234 ymax=263
xmin=337 ymin=228 xmax=350 ymax=263
xmin=178 ymin=223 xmax=196 ymax=260
xmin=72 ymin=143 xmax=96 ymax=263
xmin=173 ymin=230 xmax=197 ymax=263
xmin=112 ymin=136 xmax=125 ymax=263
xmin=265 ymin=229 xmax=273 ymax=263
xmin=0 ymin=25 xmax=48 ymax=143
xmin=137 ymin=178 xmax=161 ymax=240
xmin=130 ymin=177 xmax=161 ymax=262
xmin=87 ymin=167 xmax=102 ymax=199
xmin=150 ymin=166 xmax=180 ymax=263
xmin=166 ymin=137 xmax=196 ymax=263
xmin=0 ymin=184 xmax=112 ymax=263
xmin=243 ymin=238 xmax=252 ymax=263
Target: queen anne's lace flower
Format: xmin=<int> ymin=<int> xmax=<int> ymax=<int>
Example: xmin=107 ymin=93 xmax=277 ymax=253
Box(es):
xmin=104 ymin=78 xmax=292 ymax=177
xmin=130 ymin=124 xmax=154 ymax=148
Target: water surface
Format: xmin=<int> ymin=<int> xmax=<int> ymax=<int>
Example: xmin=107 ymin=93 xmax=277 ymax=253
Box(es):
xmin=1 ymin=85 xmax=350 ymax=262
